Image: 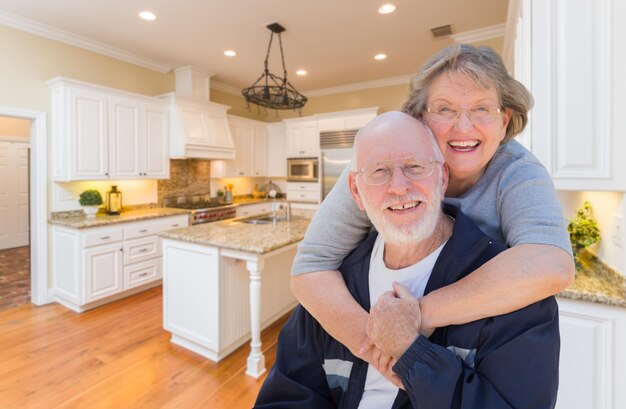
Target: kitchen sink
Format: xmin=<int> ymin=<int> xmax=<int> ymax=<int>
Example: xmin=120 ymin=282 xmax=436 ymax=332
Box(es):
xmin=241 ymin=215 xmax=278 ymax=225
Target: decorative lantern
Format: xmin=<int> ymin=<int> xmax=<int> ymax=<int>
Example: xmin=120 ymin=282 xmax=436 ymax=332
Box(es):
xmin=106 ymin=185 xmax=123 ymax=215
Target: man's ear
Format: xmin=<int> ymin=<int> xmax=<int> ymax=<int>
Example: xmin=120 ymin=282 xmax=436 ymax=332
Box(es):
xmin=348 ymin=172 xmax=366 ymax=211
xmin=440 ymin=162 xmax=450 ymax=199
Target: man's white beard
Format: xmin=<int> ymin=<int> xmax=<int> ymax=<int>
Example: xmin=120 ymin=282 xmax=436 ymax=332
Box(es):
xmin=359 ymin=176 xmax=442 ymax=246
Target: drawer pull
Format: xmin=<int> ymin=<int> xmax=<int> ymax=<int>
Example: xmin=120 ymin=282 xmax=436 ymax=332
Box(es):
xmin=138 ymin=248 xmax=148 ymax=253
xmin=139 ymin=229 xmax=149 ymax=233
xmin=171 ymin=224 xmax=179 ymax=227
xmin=138 ymin=272 xmax=149 ymax=277
xmin=100 ymin=236 xmax=110 ymax=240
xmin=300 ymin=194 xmax=305 ymax=198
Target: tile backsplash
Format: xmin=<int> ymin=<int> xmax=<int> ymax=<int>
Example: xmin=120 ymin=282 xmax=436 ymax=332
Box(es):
xmin=158 ymin=159 xmax=212 ymax=203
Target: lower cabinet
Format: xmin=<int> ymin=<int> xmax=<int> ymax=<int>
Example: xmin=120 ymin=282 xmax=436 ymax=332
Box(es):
xmin=52 ymin=214 xmax=188 ymax=312
xmin=556 ymin=298 xmax=626 ymax=409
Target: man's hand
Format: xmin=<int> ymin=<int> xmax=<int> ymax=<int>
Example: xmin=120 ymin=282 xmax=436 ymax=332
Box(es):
xmin=366 ymin=282 xmax=422 ymax=358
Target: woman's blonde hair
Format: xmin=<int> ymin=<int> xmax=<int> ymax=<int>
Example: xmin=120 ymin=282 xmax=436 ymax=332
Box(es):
xmin=401 ymin=44 xmax=534 ymax=143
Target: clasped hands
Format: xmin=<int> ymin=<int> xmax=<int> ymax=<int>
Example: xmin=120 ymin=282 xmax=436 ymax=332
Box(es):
xmin=359 ymin=282 xmax=433 ymax=388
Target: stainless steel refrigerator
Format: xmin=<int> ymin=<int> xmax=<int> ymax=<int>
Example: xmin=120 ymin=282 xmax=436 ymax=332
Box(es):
xmin=320 ymin=130 xmax=358 ymax=200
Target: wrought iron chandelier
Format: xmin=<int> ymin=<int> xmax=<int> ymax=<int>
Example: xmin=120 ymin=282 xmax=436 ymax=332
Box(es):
xmin=242 ymin=23 xmax=307 ymax=111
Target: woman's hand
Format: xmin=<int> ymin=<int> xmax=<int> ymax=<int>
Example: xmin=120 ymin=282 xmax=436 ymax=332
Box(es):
xmin=366 ymin=282 xmax=422 ymax=359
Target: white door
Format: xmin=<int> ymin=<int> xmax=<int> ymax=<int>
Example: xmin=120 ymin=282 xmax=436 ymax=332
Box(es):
xmin=84 ymin=243 xmax=123 ymax=302
xmin=0 ymin=140 xmax=30 ymax=250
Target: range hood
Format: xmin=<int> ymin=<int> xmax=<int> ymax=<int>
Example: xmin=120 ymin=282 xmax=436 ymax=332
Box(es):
xmin=161 ymin=66 xmax=235 ymax=160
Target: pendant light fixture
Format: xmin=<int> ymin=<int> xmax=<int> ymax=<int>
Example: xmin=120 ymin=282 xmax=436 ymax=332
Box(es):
xmin=242 ymin=22 xmax=307 ymax=112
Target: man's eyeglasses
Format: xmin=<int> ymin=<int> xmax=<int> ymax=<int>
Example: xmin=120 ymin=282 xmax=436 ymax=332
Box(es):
xmin=357 ymin=158 xmax=441 ymax=186
xmin=426 ymin=105 xmax=503 ymax=125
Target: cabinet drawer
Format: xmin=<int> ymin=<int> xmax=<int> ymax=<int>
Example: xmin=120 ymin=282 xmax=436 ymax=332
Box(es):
xmin=123 ymin=236 xmax=160 ymax=265
xmin=124 ymin=221 xmax=160 ymax=240
xmin=124 ymin=258 xmax=162 ymax=289
xmin=153 ymin=215 xmax=189 ymax=231
xmin=287 ymin=189 xmax=319 ymax=203
xmin=83 ymin=227 xmax=124 ymax=248
xmin=287 ymin=182 xmax=319 ymax=192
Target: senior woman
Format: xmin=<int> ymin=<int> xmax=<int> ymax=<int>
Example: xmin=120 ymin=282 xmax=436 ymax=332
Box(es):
xmin=290 ymin=44 xmax=575 ymax=372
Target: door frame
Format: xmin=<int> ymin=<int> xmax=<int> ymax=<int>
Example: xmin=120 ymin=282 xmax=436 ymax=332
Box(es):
xmin=0 ymin=106 xmax=48 ymax=305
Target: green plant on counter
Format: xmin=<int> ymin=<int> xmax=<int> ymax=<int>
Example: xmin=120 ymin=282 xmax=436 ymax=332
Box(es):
xmin=568 ymin=201 xmax=600 ymax=271
xmin=79 ymin=189 xmax=103 ymax=206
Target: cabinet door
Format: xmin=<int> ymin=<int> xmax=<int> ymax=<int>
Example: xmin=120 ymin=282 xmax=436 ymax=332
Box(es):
xmin=69 ymin=87 xmax=108 ymax=180
xmin=300 ymin=123 xmax=320 ymax=156
xmin=253 ymin=125 xmax=267 ymax=176
xmin=556 ymin=298 xmax=626 ymax=409
xmin=109 ymin=96 xmax=141 ymax=179
xmin=267 ymin=123 xmax=287 ymax=177
xmin=233 ymin=125 xmax=254 ymax=176
xmin=143 ymin=103 xmax=169 ymax=178
xmin=286 ymin=122 xmax=319 ymax=157
xmin=84 ymin=242 xmax=123 ymax=303
xmin=517 ymin=0 xmax=622 ymax=190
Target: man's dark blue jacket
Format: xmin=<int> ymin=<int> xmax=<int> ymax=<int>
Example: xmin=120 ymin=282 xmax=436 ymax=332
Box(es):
xmin=255 ymin=205 xmax=560 ymax=409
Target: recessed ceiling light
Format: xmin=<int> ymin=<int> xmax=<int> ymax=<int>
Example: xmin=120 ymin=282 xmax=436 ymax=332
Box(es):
xmin=296 ymin=69 xmax=307 ymax=76
xmin=139 ymin=11 xmax=156 ymax=21
xmin=374 ymin=54 xmax=387 ymax=60
xmin=224 ymin=50 xmax=237 ymax=57
xmin=378 ymin=4 xmax=396 ymax=14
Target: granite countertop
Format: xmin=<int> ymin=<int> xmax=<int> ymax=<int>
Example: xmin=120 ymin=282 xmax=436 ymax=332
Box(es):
xmin=159 ymin=215 xmax=311 ymax=254
xmin=557 ymin=250 xmax=626 ymax=308
xmin=48 ymin=207 xmax=190 ymax=229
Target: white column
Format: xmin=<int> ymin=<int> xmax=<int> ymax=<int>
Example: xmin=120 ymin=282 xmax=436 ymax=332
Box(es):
xmin=245 ymin=258 xmax=266 ymax=378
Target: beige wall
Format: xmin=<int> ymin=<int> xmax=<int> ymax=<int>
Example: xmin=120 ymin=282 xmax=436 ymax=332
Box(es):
xmin=0 ymin=116 xmax=31 ymax=137
xmin=211 ymin=83 xmax=411 ymax=123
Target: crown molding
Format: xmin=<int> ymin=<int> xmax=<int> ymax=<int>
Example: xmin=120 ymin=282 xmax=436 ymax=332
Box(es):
xmin=304 ymin=75 xmax=412 ymax=97
xmin=451 ymin=23 xmax=506 ymax=44
xmin=0 ymin=10 xmax=172 ymax=73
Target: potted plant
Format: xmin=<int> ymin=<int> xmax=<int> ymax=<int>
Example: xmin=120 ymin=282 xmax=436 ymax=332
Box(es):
xmin=568 ymin=201 xmax=600 ymax=271
xmin=79 ymin=189 xmax=103 ymax=218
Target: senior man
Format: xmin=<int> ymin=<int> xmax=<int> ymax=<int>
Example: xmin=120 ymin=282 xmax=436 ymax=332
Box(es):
xmin=254 ymin=112 xmax=559 ymax=409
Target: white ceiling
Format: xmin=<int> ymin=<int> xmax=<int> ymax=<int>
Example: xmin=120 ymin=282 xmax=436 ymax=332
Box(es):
xmin=0 ymin=0 xmax=509 ymax=93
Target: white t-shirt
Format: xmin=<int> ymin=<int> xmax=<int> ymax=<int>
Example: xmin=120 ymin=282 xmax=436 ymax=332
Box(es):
xmin=357 ymin=235 xmax=446 ymax=409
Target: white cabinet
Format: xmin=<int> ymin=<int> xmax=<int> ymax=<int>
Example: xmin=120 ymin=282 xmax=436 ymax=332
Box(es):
xmin=509 ymin=0 xmax=626 ymax=190
xmin=48 ymin=77 xmax=169 ymax=181
xmin=556 ymin=298 xmax=626 ymax=409
xmin=286 ymin=182 xmax=320 ymax=204
xmin=316 ymin=107 xmax=378 ymax=132
xmin=285 ymin=119 xmax=319 ymax=157
xmin=109 ymin=97 xmax=169 ymax=179
xmin=84 ymin=242 xmax=123 ymax=302
xmin=267 ymin=122 xmax=287 ymax=177
xmin=211 ymin=115 xmax=268 ymax=177
xmin=52 ymin=214 xmax=188 ymax=312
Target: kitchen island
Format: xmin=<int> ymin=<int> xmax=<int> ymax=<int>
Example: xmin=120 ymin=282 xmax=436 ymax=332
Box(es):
xmin=159 ymin=214 xmax=310 ymax=378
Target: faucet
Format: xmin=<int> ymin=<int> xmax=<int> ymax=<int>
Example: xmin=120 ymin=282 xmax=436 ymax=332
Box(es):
xmin=279 ymin=201 xmax=291 ymax=222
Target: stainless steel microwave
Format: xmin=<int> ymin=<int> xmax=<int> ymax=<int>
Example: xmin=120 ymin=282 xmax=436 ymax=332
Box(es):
xmin=287 ymin=158 xmax=319 ymax=182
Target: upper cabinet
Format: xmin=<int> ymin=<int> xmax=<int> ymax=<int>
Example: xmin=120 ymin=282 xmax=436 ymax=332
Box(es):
xmin=285 ymin=119 xmax=319 ymax=158
xmin=316 ymin=107 xmax=378 ymax=133
xmin=210 ymin=115 xmax=267 ymax=178
xmin=48 ymin=78 xmax=169 ymax=181
xmin=508 ymin=0 xmax=626 ymax=191
xmin=162 ymin=94 xmax=235 ymax=160
xmin=267 ymin=122 xmax=287 ymax=178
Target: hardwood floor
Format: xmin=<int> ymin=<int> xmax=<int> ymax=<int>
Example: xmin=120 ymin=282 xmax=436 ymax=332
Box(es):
xmin=0 ymin=246 xmax=30 ymax=310
xmin=0 ymin=286 xmax=288 ymax=408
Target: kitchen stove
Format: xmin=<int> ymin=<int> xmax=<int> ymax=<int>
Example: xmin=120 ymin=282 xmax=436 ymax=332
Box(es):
xmin=163 ymin=195 xmax=237 ymax=225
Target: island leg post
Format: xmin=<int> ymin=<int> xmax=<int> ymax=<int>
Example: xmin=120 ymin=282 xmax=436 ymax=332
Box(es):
xmin=245 ymin=259 xmax=266 ymax=378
